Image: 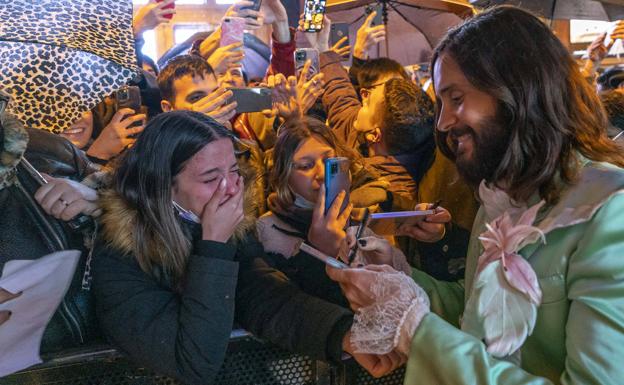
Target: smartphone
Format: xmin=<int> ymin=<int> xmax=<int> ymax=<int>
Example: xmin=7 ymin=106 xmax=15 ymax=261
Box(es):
xmin=240 ymin=0 xmax=262 ymax=15
xmin=115 ymin=85 xmax=141 ymax=113
xmin=368 ymin=210 xmax=435 ymax=236
xmin=303 ymin=0 xmax=327 ymax=32
xmin=330 ymin=22 xmax=350 ymax=48
xmin=294 ymin=48 xmax=320 ymax=79
xmin=220 ymin=17 xmax=246 ymax=47
xmin=228 ymin=87 xmax=272 ymax=113
xmin=324 ymin=157 xmax=350 ymax=214
xmin=156 ymin=0 xmax=175 ymax=20
xmin=299 ymin=242 xmax=349 ymax=269
xmin=365 ymin=4 xmax=383 ymax=26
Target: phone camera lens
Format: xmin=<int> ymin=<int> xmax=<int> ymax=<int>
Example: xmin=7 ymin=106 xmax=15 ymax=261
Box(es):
xmin=331 ymin=164 xmax=338 ymax=173
xmin=296 ymin=52 xmax=306 ymax=61
xmin=118 ymin=90 xmax=128 ymax=100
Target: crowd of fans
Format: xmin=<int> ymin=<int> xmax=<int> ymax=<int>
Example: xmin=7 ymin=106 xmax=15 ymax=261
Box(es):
xmin=1 ymin=1 xmax=624 ymax=384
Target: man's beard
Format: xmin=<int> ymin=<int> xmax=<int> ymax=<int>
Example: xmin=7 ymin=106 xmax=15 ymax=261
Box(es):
xmin=447 ymin=116 xmax=510 ymax=187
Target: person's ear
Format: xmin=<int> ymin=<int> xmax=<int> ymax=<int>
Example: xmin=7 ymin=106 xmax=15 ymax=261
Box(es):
xmin=364 ymin=127 xmax=382 ymax=144
xmin=161 ymin=100 xmax=173 ymax=112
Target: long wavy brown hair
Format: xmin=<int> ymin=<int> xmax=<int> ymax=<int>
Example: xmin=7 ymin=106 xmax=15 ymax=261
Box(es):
xmin=432 ymin=6 xmax=624 ymax=204
xmin=270 ymin=117 xmax=363 ymax=210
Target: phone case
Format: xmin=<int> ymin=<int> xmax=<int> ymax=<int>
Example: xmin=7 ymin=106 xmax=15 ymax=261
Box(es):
xmin=220 ymin=17 xmax=246 ymax=47
xmin=228 ymin=87 xmax=272 ymax=113
xmin=115 ymin=85 xmax=142 ymax=113
xmin=240 ymin=0 xmax=262 ymax=11
xmin=294 ymin=48 xmax=320 ymax=79
xmin=324 ymin=157 xmax=350 ymax=214
xmin=330 ymin=23 xmax=350 ymax=47
xmin=156 ymin=0 xmax=175 ymax=20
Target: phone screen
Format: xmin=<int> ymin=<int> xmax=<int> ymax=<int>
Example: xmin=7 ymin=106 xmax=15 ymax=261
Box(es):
xmin=303 ymin=0 xmax=326 ymax=32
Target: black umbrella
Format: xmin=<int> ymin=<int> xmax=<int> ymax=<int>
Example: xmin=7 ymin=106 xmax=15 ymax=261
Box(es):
xmin=0 ymin=0 xmax=139 ymax=133
xmin=470 ymin=0 xmax=624 ymax=21
xmin=326 ymin=0 xmax=473 ymax=65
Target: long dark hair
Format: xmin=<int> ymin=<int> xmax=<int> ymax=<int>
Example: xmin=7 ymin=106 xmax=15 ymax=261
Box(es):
xmin=113 ymin=110 xmax=234 ymax=284
xmin=432 ymin=6 xmax=624 ymax=204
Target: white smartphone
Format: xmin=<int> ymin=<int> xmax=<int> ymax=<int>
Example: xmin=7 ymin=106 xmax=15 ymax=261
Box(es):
xmin=368 ymin=210 xmax=435 ymax=236
xmin=299 ymin=242 xmax=349 ymax=269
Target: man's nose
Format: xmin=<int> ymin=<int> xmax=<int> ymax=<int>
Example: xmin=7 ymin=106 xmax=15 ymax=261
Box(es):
xmin=436 ymin=103 xmax=456 ymax=133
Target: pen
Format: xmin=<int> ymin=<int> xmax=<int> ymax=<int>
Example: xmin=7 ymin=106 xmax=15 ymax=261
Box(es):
xmin=347 ymin=207 xmax=370 ymax=265
xmin=430 ymin=199 xmax=442 ymax=210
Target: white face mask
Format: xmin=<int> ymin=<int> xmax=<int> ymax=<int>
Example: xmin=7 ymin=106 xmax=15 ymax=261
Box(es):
xmin=172 ymin=201 xmax=201 ymax=224
xmin=293 ymin=193 xmax=316 ymax=210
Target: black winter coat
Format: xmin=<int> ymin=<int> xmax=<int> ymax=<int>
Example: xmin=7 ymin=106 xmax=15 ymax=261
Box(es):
xmin=93 ymin=218 xmax=353 ymax=385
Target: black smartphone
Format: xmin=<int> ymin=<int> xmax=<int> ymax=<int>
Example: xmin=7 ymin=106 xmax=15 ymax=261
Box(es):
xmin=294 ymin=48 xmax=320 ymax=79
xmin=228 ymin=87 xmax=272 ymax=113
xmin=303 ymin=0 xmax=327 ymax=32
xmin=330 ymin=22 xmax=350 ymax=48
xmin=324 ymin=157 xmax=350 ymax=214
xmin=115 ymin=85 xmax=142 ymax=113
xmin=365 ymin=4 xmax=383 ymax=26
xmin=240 ymin=0 xmax=262 ymax=12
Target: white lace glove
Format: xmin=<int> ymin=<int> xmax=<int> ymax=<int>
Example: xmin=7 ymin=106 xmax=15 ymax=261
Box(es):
xmin=345 ymin=227 xmax=412 ymax=275
xmin=350 ymin=267 xmax=430 ymax=356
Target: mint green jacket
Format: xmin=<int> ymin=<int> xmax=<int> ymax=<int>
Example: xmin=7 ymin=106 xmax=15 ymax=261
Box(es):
xmin=405 ymin=163 xmax=624 ymax=384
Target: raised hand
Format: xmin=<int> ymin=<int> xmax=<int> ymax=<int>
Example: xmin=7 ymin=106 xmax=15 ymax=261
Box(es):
xmin=353 ymin=11 xmax=386 ymax=60
xmin=133 ymin=0 xmax=176 ymax=37
xmin=396 ymin=203 xmax=451 ymax=242
xmin=298 ymin=14 xmax=332 ymax=52
xmin=330 ymin=36 xmax=351 ymax=58
xmin=208 ymin=42 xmax=245 ymax=75
xmin=191 ymin=87 xmax=237 ymax=125
xmin=308 ymin=185 xmax=352 ymax=257
xmin=87 ymin=108 xmax=146 ymax=161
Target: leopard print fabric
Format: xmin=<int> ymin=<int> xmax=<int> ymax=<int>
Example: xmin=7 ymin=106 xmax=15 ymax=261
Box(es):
xmin=0 ymin=0 xmax=139 ymax=134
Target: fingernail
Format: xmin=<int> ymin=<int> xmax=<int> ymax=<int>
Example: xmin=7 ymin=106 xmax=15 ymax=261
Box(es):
xmin=358 ymin=239 xmax=367 ymax=247
xmin=219 ymin=178 xmax=227 ymax=189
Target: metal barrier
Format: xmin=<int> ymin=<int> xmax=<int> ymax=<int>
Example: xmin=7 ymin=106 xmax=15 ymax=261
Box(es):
xmin=1 ymin=330 xmax=405 ymax=385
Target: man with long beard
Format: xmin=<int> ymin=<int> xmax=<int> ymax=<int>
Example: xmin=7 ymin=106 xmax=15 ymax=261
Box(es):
xmin=328 ymin=6 xmax=624 ymax=384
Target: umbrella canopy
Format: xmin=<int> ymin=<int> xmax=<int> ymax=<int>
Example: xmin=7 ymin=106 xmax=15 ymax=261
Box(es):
xmin=0 ymin=0 xmax=139 ymax=133
xmin=470 ymin=0 xmax=624 ymax=21
xmin=326 ymin=0 xmax=473 ymax=65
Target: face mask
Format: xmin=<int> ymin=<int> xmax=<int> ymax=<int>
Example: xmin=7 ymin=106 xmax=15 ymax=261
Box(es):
xmin=294 ymin=193 xmax=316 ymax=210
xmin=172 ymin=201 xmax=201 ymax=224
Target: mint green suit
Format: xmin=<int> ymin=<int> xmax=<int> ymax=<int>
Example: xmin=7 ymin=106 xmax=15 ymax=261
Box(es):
xmin=406 ymin=163 xmax=624 ymax=384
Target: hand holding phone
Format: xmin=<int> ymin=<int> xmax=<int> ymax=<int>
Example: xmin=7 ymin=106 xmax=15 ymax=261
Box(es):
xmin=155 ymin=0 xmax=176 ymax=20
xmin=395 ymin=202 xmax=451 ymax=242
xmin=308 ymin=183 xmax=352 ymax=258
xmin=303 ymin=0 xmax=327 ymax=32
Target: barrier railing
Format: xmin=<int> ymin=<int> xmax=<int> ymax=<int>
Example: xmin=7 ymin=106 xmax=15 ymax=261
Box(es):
xmin=2 ymin=330 xmax=406 ymax=385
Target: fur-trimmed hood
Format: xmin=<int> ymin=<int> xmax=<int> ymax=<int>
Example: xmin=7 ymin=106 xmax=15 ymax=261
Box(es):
xmin=99 ymin=162 xmax=260 ymax=257
xmin=0 ymin=112 xmax=28 ymax=189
